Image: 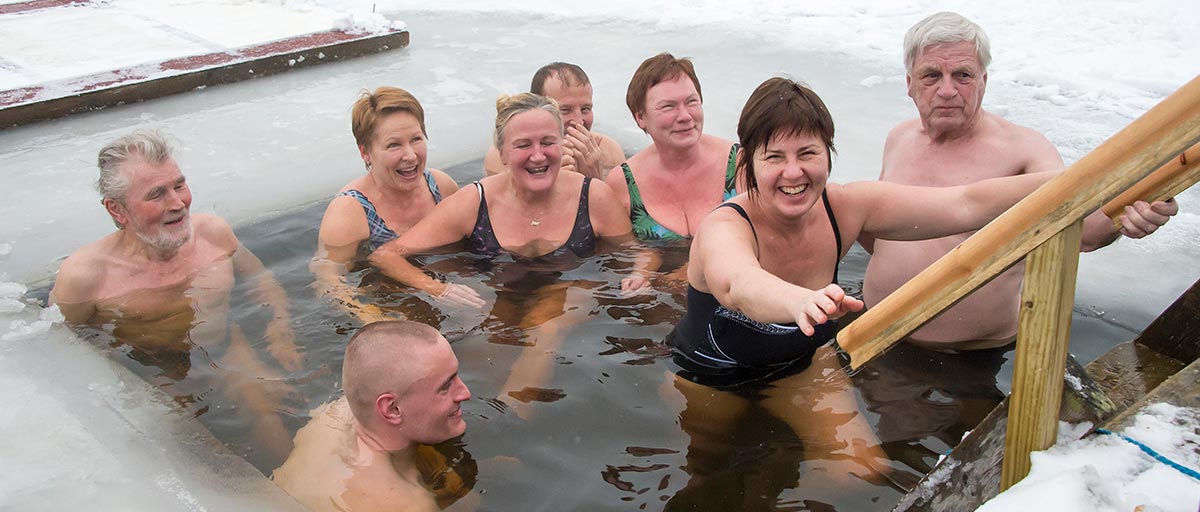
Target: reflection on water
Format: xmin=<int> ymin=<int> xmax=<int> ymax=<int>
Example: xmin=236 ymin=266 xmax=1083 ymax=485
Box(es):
xmin=39 ymin=176 xmax=1130 ymax=511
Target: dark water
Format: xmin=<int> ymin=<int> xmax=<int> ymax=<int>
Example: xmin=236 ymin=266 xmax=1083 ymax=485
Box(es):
xmin=39 ymin=158 xmax=1136 ymax=511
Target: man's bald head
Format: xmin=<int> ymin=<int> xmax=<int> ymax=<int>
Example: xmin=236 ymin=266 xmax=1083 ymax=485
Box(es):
xmin=342 ymin=320 xmax=443 ymax=425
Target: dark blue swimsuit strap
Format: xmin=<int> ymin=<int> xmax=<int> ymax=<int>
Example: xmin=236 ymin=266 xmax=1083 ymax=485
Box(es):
xmin=466 ymin=181 xmax=502 ymax=256
xmin=717 ymin=189 xmax=843 ymax=282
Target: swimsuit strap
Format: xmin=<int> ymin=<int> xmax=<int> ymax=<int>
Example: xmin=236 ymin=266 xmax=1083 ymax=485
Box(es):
xmin=821 ymin=189 xmax=843 ymax=283
xmin=716 ymin=202 xmax=759 ymax=246
xmin=424 ymin=170 xmax=443 ymax=204
xmin=723 ymin=143 xmax=741 ymax=199
xmin=466 ymin=181 xmax=503 ymax=256
xmin=338 ymin=189 xmax=398 ymax=251
xmin=565 ymin=177 xmax=597 ymax=256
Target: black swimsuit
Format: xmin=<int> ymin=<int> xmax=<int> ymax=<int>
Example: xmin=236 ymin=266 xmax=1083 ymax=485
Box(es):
xmin=465 ymin=178 xmax=597 ymax=258
xmin=668 ymin=192 xmax=843 ymax=380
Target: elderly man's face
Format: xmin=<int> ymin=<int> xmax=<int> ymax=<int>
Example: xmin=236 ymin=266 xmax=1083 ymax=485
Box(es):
xmin=109 ymin=157 xmax=193 ymax=250
xmin=907 ymin=41 xmax=987 ymax=137
xmin=397 ymin=336 xmax=471 ymax=443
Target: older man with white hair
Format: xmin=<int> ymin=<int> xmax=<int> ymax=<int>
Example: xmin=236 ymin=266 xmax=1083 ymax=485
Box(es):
xmin=862 ymin=11 xmax=1178 ymax=352
xmin=50 ymin=130 xmax=302 ymax=460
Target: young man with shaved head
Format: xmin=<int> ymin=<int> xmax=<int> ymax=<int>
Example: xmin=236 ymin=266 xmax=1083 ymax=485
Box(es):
xmin=273 ymin=320 xmax=472 ymax=512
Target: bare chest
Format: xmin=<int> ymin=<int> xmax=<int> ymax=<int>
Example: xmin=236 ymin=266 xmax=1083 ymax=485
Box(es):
xmin=884 ymin=142 xmax=1027 ymax=187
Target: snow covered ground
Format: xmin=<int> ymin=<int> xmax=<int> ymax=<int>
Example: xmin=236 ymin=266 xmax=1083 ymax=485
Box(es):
xmin=0 ymin=0 xmax=1197 ymax=510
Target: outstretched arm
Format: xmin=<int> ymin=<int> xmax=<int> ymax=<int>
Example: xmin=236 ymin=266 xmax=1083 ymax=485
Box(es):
xmin=693 ymin=206 xmax=862 ymax=335
xmin=368 ymin=188 xmax=486 ymax=308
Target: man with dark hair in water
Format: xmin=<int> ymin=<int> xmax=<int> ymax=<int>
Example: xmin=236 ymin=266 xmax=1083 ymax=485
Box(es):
xmin=50 ymin=129 xmax=302 ymax=462
xmin=273 ymin=320 xmax=472 ymax=512
xmin=485 ymin=61 xmax=625 ymax=179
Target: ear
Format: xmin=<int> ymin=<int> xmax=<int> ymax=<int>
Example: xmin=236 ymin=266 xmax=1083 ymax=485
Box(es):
xmin=634 ymin=111 xmax=647 ymax=132
xmin=358 ymin=144 xmax=371 ymax=169
xmin=905 ymin=73 xmax=914 ymax=98
xmin=103 ymin=198 xmax=128 ymax=229
xmin=375 ymin=393 xmax=404 ymax=426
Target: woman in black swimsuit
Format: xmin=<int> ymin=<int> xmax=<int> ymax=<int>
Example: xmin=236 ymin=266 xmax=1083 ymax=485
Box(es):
xmin=370 ymin=92 xmax=647 ymax=418
xmin=665 ymin=77 xmax=1057 ymax=506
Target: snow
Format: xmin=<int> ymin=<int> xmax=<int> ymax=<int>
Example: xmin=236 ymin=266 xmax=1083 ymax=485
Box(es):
xmin=980 ymin=404 xmax=1200 ymax=511
xmin=0 ymin=0 xmax=1197 ymax=510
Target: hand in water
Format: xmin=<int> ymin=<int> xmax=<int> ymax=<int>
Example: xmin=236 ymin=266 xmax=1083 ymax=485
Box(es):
xmin=265 ymin=316 xmax=304 ymax=372
xmin=620 ymin=273 xmax=652 ymax=296
xmin=794 ymin=284 xmax=863 ymax=336
xmin=437 ymin=283 xmax=486 ymax=308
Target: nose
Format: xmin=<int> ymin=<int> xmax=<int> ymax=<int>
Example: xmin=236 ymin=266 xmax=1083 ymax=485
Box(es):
xmin=452 ymin=377 xmax=471 ymax=402
xmin=165 ymin=187 xmax=186 ymax=210
xmin=400 ymin=143 xmax=416 ymax=161
xmin=935 ymin=76 xmax=957 ymax=98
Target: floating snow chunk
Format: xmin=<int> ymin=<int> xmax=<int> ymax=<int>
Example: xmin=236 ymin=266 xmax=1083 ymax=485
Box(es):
xmin=860 ymin=75 xmax=884 ymax=87
xmin=0 ymin=243 xmax=12 ymax=257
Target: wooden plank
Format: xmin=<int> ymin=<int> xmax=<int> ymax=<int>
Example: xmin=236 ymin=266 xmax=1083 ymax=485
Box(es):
xmin=1100 ymin=356 xmax=1200 ymax=432
xmin=1086 ymin=342 xmax=1186 ymax=413
xmin=1130 ymin=277 xmax=1200 ymax=363
xmin=1102 ymin=142 xmax=1200 ymax=231
xmin=839 ymin=75 xmax=1200 ymax=369
xmin=0 ymin=29 xmax=410 ymax=128
xmin=0 ymin=0 xmax=88 ymax=15
xmin=1000 ymin=221 xmax=1082 ymax=489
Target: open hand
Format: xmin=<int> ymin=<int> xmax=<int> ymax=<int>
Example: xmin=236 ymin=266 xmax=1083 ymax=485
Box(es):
xmin=794 ymin=284 xmax=863 ymax=336
xmin=436 ymin=282 xmax=486 ymax=308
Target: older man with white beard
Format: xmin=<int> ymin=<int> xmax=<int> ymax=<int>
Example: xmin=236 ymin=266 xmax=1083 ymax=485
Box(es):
xmin=50 ymin=130 xmax=303 ymax=460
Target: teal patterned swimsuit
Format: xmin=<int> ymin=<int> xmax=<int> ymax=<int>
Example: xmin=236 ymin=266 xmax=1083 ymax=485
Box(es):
xmin=620 ymin=143 xmax=739 ymax=241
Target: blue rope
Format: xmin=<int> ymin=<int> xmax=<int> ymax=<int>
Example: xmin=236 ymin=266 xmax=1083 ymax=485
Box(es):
xmin=1095 ymin=428 xmax=1200 ymax=481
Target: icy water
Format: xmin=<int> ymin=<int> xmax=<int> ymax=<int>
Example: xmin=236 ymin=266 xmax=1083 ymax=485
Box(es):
xmin=2 ymin=9 xmax=1188 ymax=511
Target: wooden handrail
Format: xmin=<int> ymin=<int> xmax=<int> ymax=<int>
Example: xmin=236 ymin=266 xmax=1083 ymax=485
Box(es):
xmin=837 ymin=74 xmax=1200 ymax=370
xmin=1102 ymin=141 xmax=1200 ymax=231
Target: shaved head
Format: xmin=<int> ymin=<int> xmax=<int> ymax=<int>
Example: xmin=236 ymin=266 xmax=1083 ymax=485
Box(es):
xmin=342 ymin=320 xmax=443 ymax=425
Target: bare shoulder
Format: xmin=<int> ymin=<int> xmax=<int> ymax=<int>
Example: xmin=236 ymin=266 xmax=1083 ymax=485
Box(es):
xmin=983 ymin=113 xmax=1063 ymax=171
xmin=483 ymin=145 xmax=505 ymax=176
xmin=50 ymin=235 xmax=118 ymax=305
xmin=703 ymin=134 xmax=737 ymax=155
xmin=193 ymin=213 xmax=239 ymax=251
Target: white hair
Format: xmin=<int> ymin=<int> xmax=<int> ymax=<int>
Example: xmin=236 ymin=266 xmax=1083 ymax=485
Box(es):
xmin=903 ymin=12 xmax=992 ymax=73
xmin=96 ymin=130 xmax=176 ymax=203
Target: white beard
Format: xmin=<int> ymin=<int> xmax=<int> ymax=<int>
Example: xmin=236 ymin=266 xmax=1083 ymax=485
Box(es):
xmin=134 ymin=217 xmax=193 ymax=251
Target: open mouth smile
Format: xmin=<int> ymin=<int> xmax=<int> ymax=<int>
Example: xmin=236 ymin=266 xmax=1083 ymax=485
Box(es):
xmin=779 ymin=184 xmax=808 ymax=196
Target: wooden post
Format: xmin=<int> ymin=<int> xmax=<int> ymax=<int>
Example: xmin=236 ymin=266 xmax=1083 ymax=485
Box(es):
xmin=1000 ymin=220 xmax=1084 ymax=490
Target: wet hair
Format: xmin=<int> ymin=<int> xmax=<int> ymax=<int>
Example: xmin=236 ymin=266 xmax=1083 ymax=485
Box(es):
xmin=904 ymin=11 xmax=992 ymax=73
xmin=96 ymin=130 xmax=176 ymax=205
xmin=624 ymin=52 xmax=703 ymax=121
xmin=493 ymin=92 xmax=564 ymax=150
xmin=350 ymin=86 xmax=427 ymax=149
xmin=342 ymin=320 xmax=442 ymax=425
xmin=530 ymin=62 xmax=590 ymax=95
xmin=736 ymin=77 xmax=836 ymax=196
